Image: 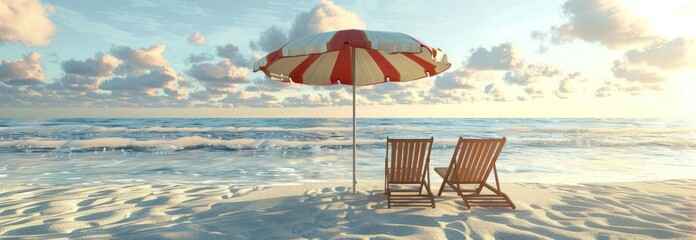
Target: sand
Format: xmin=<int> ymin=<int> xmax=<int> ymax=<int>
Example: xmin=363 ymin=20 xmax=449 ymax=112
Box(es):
xmin=0 ymin=179 xmax=694 ymax=239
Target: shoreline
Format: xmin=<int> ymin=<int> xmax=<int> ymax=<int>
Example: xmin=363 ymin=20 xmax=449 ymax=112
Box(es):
xmin=1 ymin=179 xmax=694 ymax=239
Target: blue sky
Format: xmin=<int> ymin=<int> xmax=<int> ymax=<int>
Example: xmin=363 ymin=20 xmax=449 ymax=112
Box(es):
xmin=0 ymin=0 xmax=694 ymax=117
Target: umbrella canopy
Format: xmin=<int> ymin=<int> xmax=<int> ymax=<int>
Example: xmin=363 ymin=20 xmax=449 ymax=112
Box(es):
xmin=253 ymin=29 xmax=451 ymax=192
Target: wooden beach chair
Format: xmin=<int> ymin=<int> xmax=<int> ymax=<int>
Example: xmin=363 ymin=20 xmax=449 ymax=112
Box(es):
xmin=384 ymin=137 xmax=436 ymax=208
xmin=435 ymin=137 xmax=515 ymax=209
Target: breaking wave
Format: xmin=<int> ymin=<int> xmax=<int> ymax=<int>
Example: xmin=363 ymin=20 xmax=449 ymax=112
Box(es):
xmin=503 ymin=126 xmax=696 ymax=134
xmin=0 ymin=125 xmax=430 ymax=134
xmin=0 ymin=136 xmax=385 ymax=152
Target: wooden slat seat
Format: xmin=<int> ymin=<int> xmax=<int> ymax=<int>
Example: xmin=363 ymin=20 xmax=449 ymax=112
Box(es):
xmin=435 ymin=137 xmax=515 ymax=209
xmin=384 ymin=137 xmax=435 ymax=208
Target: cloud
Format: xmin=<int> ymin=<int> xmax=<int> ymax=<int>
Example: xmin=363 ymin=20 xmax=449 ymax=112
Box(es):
xmin=221 ymin=92 xmax=280 ymax=108
xmin=0 ymin=0 xmax=56 ymax=46
xmin=611 ymin=60 xmax=666 ymax=83
xmin=538 ymin=0 xmax=656 ymax=49
xmin=433 ymin=67 xmax=496 ymax=90
xmin=0 ymin=52 xmax=44 ymax=86
xmin=520 ymin=87 xmax=544 ymax=101
xmin=217 ymin=43 xmax=251 ymax=67
xmin=288 ymin=0 xmax=365 ymax=39
xmin=624 ymin=37 xmax=696 ymax=70
xmin=466 ymin=42 xmax=524 ymax=70
xmin=107 ymin=45 xmax=187 ymax=99
xmin=601 ymin=37 xmax=694 ymax=95
xmin=281 ymin=93 xmax=334 ymax=107
xmin=503 ymin=63 xmax=561 ymax=86
xmin=187 ymin=32 xmax=206 ymax=45
xmin=55 ymin=74 xmax=102 ymax=92
xmin=0 ymin=44 xmax=190 ymax=107
xmin=250 ymin=25 xmax=288 ymax=53
xmin=360 ymin=82 xmax=413 ymax=105
xmin=595 ymin=79 xmax=664 ymax=97
xmin=99 ymin=67 xmax=182 ymax=97
xmin=61 ymin=54 xmax=120 ymax=77
xmin=187 ymin=59 xmax=249 ymax=95
xmin=111 ymin=45 xmax=170 ymax=69
xmin=484 ymin=83 xmax=511 ymax=102
xmin=250 ymin=0 xmax=364 ymax=54
xmin=51 ymin=45 xmax=188 ymax=101
xmin=554 ymin=72 xmax=586 ymax=99
xmin=185 ymin=53 xmax=213 ymax=64
xmin=245 ymin=77 xmax=296 ymax=92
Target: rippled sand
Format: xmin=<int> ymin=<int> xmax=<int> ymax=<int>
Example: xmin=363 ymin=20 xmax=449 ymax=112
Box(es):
xmin=1 ymin=180 xmax=694 ymax=239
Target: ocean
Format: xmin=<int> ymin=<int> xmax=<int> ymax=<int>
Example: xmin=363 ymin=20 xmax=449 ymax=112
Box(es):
xmin=0 ymin=118 xmax=693 ymax=186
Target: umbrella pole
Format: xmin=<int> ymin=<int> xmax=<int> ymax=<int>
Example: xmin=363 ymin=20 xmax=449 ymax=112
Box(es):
xmin=351 ymin=46 xmax=356 ymax=194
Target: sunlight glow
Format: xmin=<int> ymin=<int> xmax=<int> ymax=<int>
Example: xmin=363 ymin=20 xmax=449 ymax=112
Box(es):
xmin=636 ymin=0 xmax=696 ymax=37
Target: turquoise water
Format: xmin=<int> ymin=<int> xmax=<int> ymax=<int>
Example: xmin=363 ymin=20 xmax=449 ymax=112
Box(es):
xmin=0 ymin=118 xmax=694 ymax=185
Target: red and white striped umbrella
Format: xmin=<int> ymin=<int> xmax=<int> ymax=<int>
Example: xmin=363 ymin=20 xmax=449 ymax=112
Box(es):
xmin=253 ymin=29 xmax=450 ymax=85
xmin=253 ymin=29 xmax=451 ymax=192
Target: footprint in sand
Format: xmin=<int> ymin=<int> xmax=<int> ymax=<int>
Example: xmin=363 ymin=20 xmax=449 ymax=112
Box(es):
xmin=444 ymin=221 xmax=470 ymax=239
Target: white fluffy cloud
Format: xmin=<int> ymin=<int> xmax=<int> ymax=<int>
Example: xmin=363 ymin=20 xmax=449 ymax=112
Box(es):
xmin=554 ymin=72 xmax=586 ymax=99
xmin=109 ymin=45 xmax=187 ymax=99
xmin=288 ymin=0 xmax=365 ymax=39
xmin=503 ymin=63 xmax=561 ymax=86
xmin=217 ymin=43 xmax=250 ymax=67
xmin=62 ymin=54 xmax=120 ymax=77
xmin=250 ymin=25 xmax=288 ymax=53
xmin=359 ymin=82 xmax=424 ymax=105
xmin=57 ymin=53 xmax=120 ymax=91
xmin=0 ymin=52 xmax=44 ymax=86
xmin=0 ymin=0 xmax=56 ymax=46
xmin=111 ymin=45 xmax=170 ymax=69
xmin=185 ymin=53 xmax=213 ymax=64
xmin=187 ymin=32 xmax=206 ymax=45
xmin=281 ymin=93 xmax=332 ymax=107
xmin=251 ymin=0 xmax=365 ymax=54
xmin=466 ymin=43 xmax=524 ymax=70
xmin=484 ymin=83 xmax=511 ymax=102
xmin=611 ymin=60 xmax=666 ymax=83
xmin=537 ymin=0 xmax=656 ymax=49
xmin=624 ymin=37 xmax=696 ymax=70
xmin=519 ymin=87 xmax=545 ymax=101
xmin=221 ymin=92 xmax=280 ymax=108
xmin=53 ymin=45 xmax=187 ymax=101
xmin=245 ymin=77 xmax=296 ymax=92
xmin=100 ymin=67 xmax=182 ymax=97
xmin=433 ymin=67 xmax=496 ymax=90
xmin=187 ymin=59 xmax=249 ymax=95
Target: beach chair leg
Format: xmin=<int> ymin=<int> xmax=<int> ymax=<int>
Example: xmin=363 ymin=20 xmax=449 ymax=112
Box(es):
xmin=502 ymin=193 xmax=516 ymax=209
xmin=422 ymin=181 xmax=436 ymax=208
xmin=386 ymin=184 xmax=391 ymax=208
xmin=461 ymin=197 xmax=471 ymax=209
xmin=438 ymin=179 xmax=448 ymax=196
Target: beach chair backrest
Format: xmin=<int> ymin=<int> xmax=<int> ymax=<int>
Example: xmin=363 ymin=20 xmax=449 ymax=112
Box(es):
xmin=386 ymin=138 xmax=434 ymax=183
xmin=449 ymin=137 xmax=506 ymax=184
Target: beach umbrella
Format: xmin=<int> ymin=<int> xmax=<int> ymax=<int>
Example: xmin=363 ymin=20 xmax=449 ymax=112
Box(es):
xmin=253 ymin=29 xmax=451 ymax=193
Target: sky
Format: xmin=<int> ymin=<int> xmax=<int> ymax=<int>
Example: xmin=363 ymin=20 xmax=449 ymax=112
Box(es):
xmin=0 ymin=0 xmax=694 ymax=118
